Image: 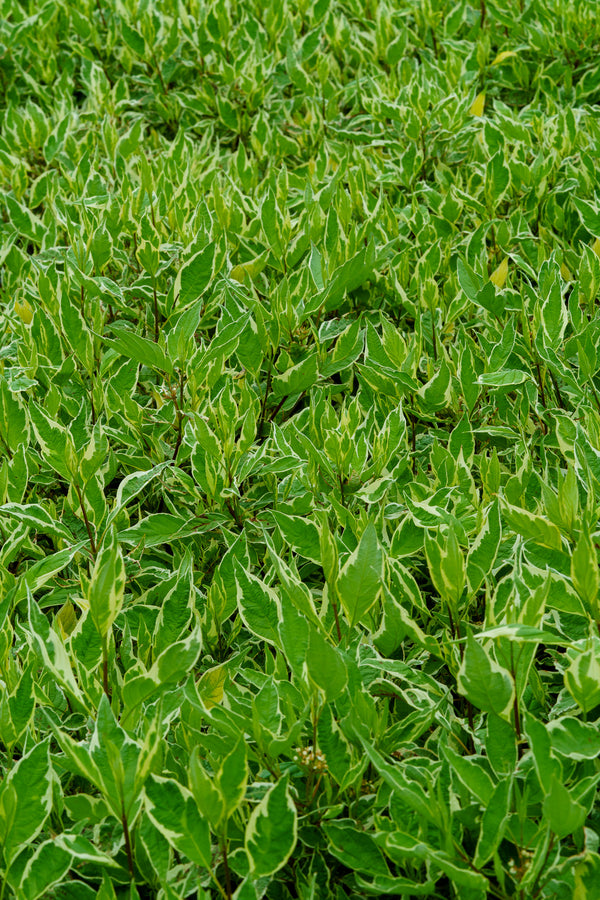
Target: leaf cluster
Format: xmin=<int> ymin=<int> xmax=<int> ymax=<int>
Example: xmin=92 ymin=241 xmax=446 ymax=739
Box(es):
xmin=1 ymin=0 xmax=600 ymax=898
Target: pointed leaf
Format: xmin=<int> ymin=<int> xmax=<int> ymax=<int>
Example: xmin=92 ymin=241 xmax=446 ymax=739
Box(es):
xmin=245 ymin=777 xmax=297 ymax=877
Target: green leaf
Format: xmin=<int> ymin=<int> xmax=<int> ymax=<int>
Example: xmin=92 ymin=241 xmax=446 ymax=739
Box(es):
xmin=523 ymin=712 xmax=562 ymax=794
xmin=122 ymin=626 xmax=202 ymax=721
xmin=542 ymin=775 xmax=586 ymax=840
xmin=540 ymin=276 xmax=568 ymax=349
xmin=272 ymin=352 xmax=319 ymax=398
xmin=269 ymin=511 xmax=321 ymax=563
xmin=88 ymin=694 xmax=147 ymax=816
xmin=467 ymin=500 xmax=502 ymax=595
xmin=337 ymin=522 xmax=382 ymax=627
xmin=121 ymin=20 xmax=146 ymax=56
xmin=234 ymin=560 xmax=282 ymax=647
xmin=88 ymin=527 xmax=125 ymax=639
xmin=145 ymin=776 xmax=211 ymax=868
xmin=503 ymin=503 xmax=562 ymax=551
xmin=571 ymin=529 xmax=600 ymax=619
xmin=0 ymin=378 xmax=28 ymax=453
xmin=457 ymin=257 xmax=483 ymax=301
xmin=323 ymin=820 xmax=389 ymax=876
xmin=573 ymin=196 xmax=600 ymax=237
xmin=189 ymin=749 xmax=224 ymax=829
xmin=174 ymin=244 xmax=216 ymax=306
xmin=105 ymin=329 xmax=173 ymax=375
xmin=278 ymin=603 xmax=311 ymax=682
xmin=305 ymin=626 xmax=348 ymax=701
xmin=449 ymin=414 xmax=475 ymax=466
xmin=27 ymin=594 xmax=86 ymax=707
xmin=443 ymin=745 xmax=495 ymax=805
xmin=379 ymin=585 xmax=441 ymax=658
xmin=245 ymin=776 xmax=297 ymax=877
xmin=118 ymin=513 xmax=209 ymax=546
xmin=473 ymin=776 xmax=512 ymax=867
xmin=321 ymin=318 xmax=363 ymax=377
xmin=572 ymin=851 xmax=600 ymax=896
xmin=476 ymin=280 xmax=505 ymax=316
xmin=0 ymin=740 xmax=53 ymax=864
xmin=486 ymin=151 xmax=510 ymax=202
xmin=308 ymin=242 xmax=325 ymax=291
xmin=55 ymin=833 xmax=123 ymax=869
xmin=564 ymin=647 xmax=600 ymax=714
xmin=27 ymin=402 xmax=74 ymax=480
xmin=96 ymin=872 xmax=118 ymax=900
xmin=548 ymin=716 xmax=600 ymax=760
xmin=4 ymin=662 xmax=35 ymax=747
xmin=152 ymin=551 xmax=195 ymax=657
xmin=425 ymin=524 xmax=465 ymax=608
xmin=267 ymin=538 xmax=320 ymax=626
xmin=16 ymin=539 xmax=84 ymax=600
xmin=385 ymin=832 xmax=489 ymax=893
xmin=457 ymin=633 xmax=515 ymax=718
xmin=217 ymin=736 xmax=248 ymax=820
xmin=260 ymin=188 xmax=284 ymax=260
xmin=486 ymin=713 xmax=517 ymax=776
xmin=317 ymin=704 xmax=353 ymax=788
xmin=17 ymin=840 xmax=72 ymax=900
xmin=417 ymin=359 xmax=452 ymax=411
xmin=1 ymin=503 xmax=73 ymax=542
xmin=477 ymin=369 xmax=529 ymax=388
xmin=108 ymin=462 xmax=172 ymax=526
xmin=359 ymin=740 xmax=439 ymax=826
xmin=354 ymin=873 xmax=438 ymax=896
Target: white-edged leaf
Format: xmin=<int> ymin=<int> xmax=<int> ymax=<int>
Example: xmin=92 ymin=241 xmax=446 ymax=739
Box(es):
xmin=245 ymin=777 xmax=297 ymax=877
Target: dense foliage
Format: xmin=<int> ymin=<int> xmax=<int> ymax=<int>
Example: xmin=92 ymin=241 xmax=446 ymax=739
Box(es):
xmin=2 ymin=0 xmax=600 ymax=897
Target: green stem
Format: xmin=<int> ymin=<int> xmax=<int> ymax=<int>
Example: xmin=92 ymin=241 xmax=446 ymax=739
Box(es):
xmin=548 ymin=369 xmax=565 ymax=409
xmin=446 ymin=601 xmax=456 ymax=640
xmin=211 ymin=874 xmax=229 ymax=900
xmin=419 ymin=128 xmax=427 ymax=177
xmin=530 ymin=832 xmax=556 ymax=899
xmin=488 ymin=221 xmax=497 ymax=268
xmin=153 ymin=279 xmax=159 ymax=342
xmin=331 ymin=584 xmax=342 ymax=643
xmin=510 ymin=644 xmax=522 ymax=742
xmin=589 ymin=378 xmax=600 ymax=415
xmin=308 ymin=772 xmax=324 ymax=804
xmin=102 ymin=634 xmax=110 ymax=699
xmin=259 ymin=353 xmax=273 ymax=433
xmin=409 ymin=407 xmax=417 ymax=473
xmin=90 ymin=372 xmax=96 ymax=425
xmin=74 ymin=482 xmax=97 ymax=557
xmin=121 ymin=807 xmax=134 ymax=878
xmin=225 ymin=498 xmax=244 ymax=529
xmin=0 ymin=860 xmax=11 ymax=900
xmin=268 ymin=396 xmax=287 ymax=422
xmin=95 ymin=0 xmax=107 ymax=29
xmin=151 ymin=49 xmax=168 ymax=94
xmin=430 ymin=26 xmax=438 ymax=58
xmin=534 ymin=358 xmax=547 ymax=408
xmin=172 ymin=369 xmax=185 ymax=461
xmin=0 ymin=429 xmax=12 ymax=460
xmin=221 ymin=834 xmax=233 ymax=900
xmin=431 ymin=309 xmax=438 ymax=361
xmin=466 ymin=702 xmax=475 ymax=752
